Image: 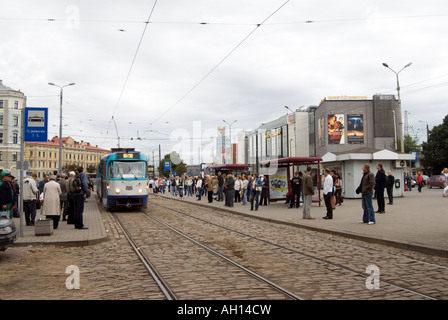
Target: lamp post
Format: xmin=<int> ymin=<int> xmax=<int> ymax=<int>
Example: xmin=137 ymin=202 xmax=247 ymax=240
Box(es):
xmin=382 ymin=62 xmax=412 ymax=153
xmin=223 ymin=120 xmax=237 ymax=164
xmin=48 ymin=82 xmax=75 ymax=174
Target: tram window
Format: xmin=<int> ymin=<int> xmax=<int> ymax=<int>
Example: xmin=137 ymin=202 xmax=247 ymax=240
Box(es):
xmin=113 ymin=161 xmax=146 ymax=179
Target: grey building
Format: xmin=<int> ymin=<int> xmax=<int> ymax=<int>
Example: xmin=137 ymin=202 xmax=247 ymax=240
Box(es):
xmin=315 ymin=94 xmax=400 ymax=157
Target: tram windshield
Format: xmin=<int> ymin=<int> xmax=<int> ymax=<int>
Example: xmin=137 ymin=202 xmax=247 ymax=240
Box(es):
xmin=110 ymin=161 xmax=147 ymax=179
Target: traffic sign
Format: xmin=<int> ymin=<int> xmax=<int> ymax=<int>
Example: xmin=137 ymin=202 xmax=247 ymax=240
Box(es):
xmin=410 ymin=151 xmax=418 ymax=162
xmin=24 ymin=107 xmax=48 ymax=142
xmin=164 ymin=161 xmax=171 ymax=171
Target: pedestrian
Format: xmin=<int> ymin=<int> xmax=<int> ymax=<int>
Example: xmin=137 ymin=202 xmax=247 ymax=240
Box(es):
xmin=249 ymin=173 xmax=262 ymax=211
xmin=386 ymin=170 xmax=395 ymax=205
xmin=196 ymin=176 xmax=203 ymax=201
xmin=259 ymin=175 xmax=269 ymax=206
xmin=23 ymin=174 xmax=39 ymax=226
xmin=58 ymin=173 xmax=68 ymax=221
xmin=42 ymin=175 xmax=62 ymax=230
xmin=375 ymin=163 xmax=386 ymax=214
xmin=241 ymin=175 xmax=248 ymax=205
xmin=234 ymin=176 xmax=242 ymax=203
xmin=177 ymin=177 xmax=184 ymax=198
xmin=225 ymin=174 xmax=235 ymax=207
xmin=323 ymin=169 xmax=333 ymax=219
xmin=66 ymin=171 xmax=76 ymax=224
xmin=356 ymin=164 xmax=376 ymax=225
xmin=416 ymin=171 xmax=424 ymax=193
xmin=0 ymin=172 xmax=14 ymax=218
xmin=206 ymin=175 xmax=214 ymax=203
xmin=217 ymin=171 xmax=224 ymax=202
xmin=73 ymin=167 xmax=89 ymax=230
xmin=330 ymin=170 xmax=337 ymax=210
xmin=12 ymin=178 xmax=20 ymax=217
xmin=302 ymin=166 xmax=315 ymax=220
xmin=334 ymin=172 xmax=343 ymax=206
xmin=289 ymin=172 xmax=302 ymax=209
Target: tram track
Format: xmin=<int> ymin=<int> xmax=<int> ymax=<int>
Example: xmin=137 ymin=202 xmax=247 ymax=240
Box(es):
xmin=148 ymin=195 xmax=448 ymax=300
xmin=111 ymin=210 xmax=301 ymax=300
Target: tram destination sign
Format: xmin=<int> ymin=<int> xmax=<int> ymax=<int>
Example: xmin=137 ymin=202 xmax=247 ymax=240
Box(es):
xmin=117 ymin=152 xmax=140 ymax=159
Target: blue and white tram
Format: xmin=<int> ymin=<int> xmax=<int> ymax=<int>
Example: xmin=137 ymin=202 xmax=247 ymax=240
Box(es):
xmin=97 ymin=150 xmax=149 ymax=210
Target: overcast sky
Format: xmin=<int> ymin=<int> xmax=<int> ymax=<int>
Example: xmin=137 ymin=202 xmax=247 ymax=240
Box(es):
xmin=1 ymin=0 xmax=447 ymax=164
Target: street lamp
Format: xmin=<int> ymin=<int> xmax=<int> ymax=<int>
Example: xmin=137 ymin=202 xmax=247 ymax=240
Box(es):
xmin=223 ymin=120 xmax=237 ymax=164
xmin=48 ymin=82 xmax=75 ymax=174
xmin=382 ymin=62 xmax=412 ymax=153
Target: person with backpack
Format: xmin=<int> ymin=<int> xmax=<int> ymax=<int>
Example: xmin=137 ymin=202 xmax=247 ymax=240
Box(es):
xmin=73 ymin=167 xmax=89 ymax=230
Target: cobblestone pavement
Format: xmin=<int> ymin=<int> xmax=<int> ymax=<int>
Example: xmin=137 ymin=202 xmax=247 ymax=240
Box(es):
xmin=148 ymin=197 xmax=448 ymax=300
xmin=0 ymin=206 xmax=165 ymax=300
xmin=2 ymin=195 xmax=448 ymax=300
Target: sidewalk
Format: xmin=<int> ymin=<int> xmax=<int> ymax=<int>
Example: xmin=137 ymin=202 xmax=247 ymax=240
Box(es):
xmin=155 ymin=188 xmax=448 ymax=257
xmin=13 ymin=197 xmax=107 ymax=246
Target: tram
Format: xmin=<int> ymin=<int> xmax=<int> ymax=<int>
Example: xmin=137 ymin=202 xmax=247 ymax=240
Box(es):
xmin=97 ymin=148 xmax=149 ymax=210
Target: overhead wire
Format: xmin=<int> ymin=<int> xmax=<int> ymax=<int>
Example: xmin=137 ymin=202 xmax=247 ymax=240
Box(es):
xmin=135 ymin=0 xmax=291 ymax=145
xmin=105 ymin=0 xmax=158 ymax=140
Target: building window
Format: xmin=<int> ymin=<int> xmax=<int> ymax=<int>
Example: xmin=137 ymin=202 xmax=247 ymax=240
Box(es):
xmin=14 ymin=101 xmax=19 ymax=109
xmin=0 ymin=115 xmax=3 ymax=125
xmin=0 ymin=152 xmax=2 ymax=161
xmin=13 ymin=132 xmax=18 ymax=144
xmin=0 ymin=101 xmax=3 ymax=109
xmin=0 ymin=133 xmax=3 ymax=144
xmin=12 ymin=152 xmax=18 ymax=162
xmin=13 ymin=116 xmax=19 ymax=126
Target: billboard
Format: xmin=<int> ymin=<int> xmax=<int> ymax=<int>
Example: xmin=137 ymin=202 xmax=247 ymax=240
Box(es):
xmin=328 ymin=114 xmax=345 ymax=144
xmin=347 ymin=114 xmax=364 ymax=144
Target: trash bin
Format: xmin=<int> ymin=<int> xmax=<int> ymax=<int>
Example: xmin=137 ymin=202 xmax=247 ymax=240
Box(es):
xmin=35 ymin=218 xmax=53 ymax=236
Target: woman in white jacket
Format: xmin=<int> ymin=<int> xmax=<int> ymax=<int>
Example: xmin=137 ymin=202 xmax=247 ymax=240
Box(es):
xmin=42 ymin=175 xmax=62 ymax=229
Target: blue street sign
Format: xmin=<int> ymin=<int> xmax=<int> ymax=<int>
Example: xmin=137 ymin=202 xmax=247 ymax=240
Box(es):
xmin=24 ymin=107 xmax=48 ymax=142
xmin=164 ymin=161 xmax=171 ymax=171
xmin=410 ymin=151 xmax=418 ymax=162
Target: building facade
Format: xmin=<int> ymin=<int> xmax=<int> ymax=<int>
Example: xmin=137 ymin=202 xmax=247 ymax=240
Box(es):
xmin=315 ymin=95 xmax=400 ymax=157
xmin=0 ymin=80 xmax=26 ymax=175
xmin=26 ymin=136 xmax=109 ymax=178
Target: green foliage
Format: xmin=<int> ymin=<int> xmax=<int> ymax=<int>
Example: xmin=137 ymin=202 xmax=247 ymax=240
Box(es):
xmin=158 ymin=151 xmax=187 ymax=177
xmin=421 ymin=115 xmax=448 ymax=172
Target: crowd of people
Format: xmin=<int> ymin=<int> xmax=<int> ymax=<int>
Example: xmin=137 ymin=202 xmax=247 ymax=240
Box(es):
xmin=148 ymin=171 xmax=271 ymax=211
xmin=151 ymin=164 xmax=448 ymax=225
xmin=0 ymin=167 xmax=92 ymax=231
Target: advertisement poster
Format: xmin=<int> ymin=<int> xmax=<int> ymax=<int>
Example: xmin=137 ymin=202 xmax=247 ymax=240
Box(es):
xmin=347 ymin=114 xmax=364 ymax=144
xmin=269 ymin=167 xmax=288 ymax=200
xmin=328 ymin=114 xmax=345 ymax=144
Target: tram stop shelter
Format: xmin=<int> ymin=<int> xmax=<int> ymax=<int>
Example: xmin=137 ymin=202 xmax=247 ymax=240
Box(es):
xmin=260 ymin=157 xmax=323 ymax=206
xmin=205 ymin=164 xmax=250 ymax=177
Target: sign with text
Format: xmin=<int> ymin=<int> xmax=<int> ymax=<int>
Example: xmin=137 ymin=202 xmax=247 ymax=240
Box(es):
xmin=24 ymin=107 xmax=48 ymax=142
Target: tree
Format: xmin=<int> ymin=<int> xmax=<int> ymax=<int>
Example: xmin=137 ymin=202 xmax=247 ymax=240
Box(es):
xmin=421 ymin=115 xmax=448 ymax=173
xmin=158 ymin=151 xmax=187 ymax=177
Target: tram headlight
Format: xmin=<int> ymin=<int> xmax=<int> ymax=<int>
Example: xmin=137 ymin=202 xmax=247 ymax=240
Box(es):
xmin=115 ymin=188 xmax=121 ymax=194
xmin=138 ymin=188 xmax=143 ymax=194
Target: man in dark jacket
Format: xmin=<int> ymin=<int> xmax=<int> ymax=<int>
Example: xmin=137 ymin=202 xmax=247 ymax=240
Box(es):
xmin=289 ymin=172 xmax=302 ymax=209
xmin=375 ymin=163 xmax=387 ymax=214
xmin=386 ymin=170 xmax=395 ymax=205
xmin=0 ymin=173 xmax=15 ymax=218
xmin=73 ymin=167 xmax=89 ymax=230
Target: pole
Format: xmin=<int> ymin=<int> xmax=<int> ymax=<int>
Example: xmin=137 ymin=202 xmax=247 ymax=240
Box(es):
xmin=58 ymin=87 xmax=63 ymax=175
xmin=19 ymin=107 xmax=25 ymax=236
xmin=382 ymin=62 xmax=412 ymax=154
